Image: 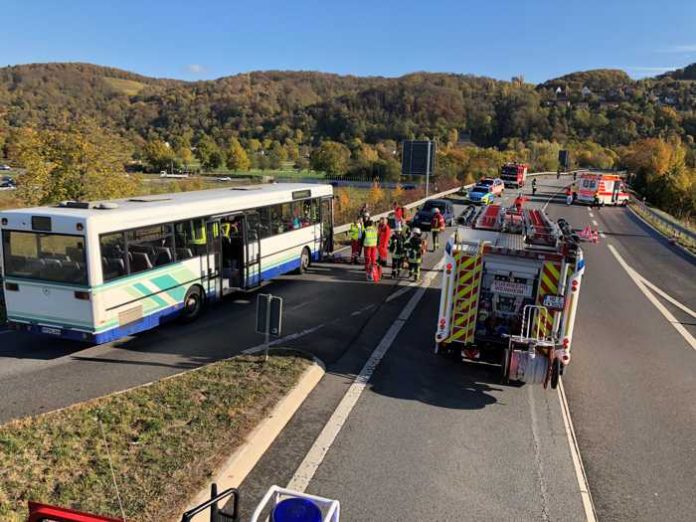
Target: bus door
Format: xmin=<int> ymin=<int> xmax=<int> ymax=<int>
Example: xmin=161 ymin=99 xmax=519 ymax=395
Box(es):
xmin=205 ymin=219 xmax=222 ymax=298
xmin=243 ymin=211 xmax=262 ymax=288
xmin=321 ymin=197 xmax=334 ymax=255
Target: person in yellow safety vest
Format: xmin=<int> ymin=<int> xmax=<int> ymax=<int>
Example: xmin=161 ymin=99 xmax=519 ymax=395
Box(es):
xmin=221 ymin=222 xmax=232 ymax=238
xmin=349 ymin=218 xmax=363 ymax=265
xmin=363 ymin=219 xmax=378 ymax=277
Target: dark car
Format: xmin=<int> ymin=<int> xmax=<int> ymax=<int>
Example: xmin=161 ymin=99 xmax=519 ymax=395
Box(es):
xmin=412 ymin=199 xmax=455 ymax=230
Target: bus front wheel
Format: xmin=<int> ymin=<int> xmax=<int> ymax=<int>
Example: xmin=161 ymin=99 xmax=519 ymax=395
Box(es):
xmin=181 ymin=286 xmax=204 ymax=323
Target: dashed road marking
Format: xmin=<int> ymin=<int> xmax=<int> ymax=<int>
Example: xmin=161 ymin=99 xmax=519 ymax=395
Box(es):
xmin=591 ymin=219 xmax=598 ymax=227
xmin=608 ymin=244 xmax=696 ymax=352
xmin=588 ymin=211 xmax=594 ymax=218
xmin=286 ymin=259 xmax=445 ymax=492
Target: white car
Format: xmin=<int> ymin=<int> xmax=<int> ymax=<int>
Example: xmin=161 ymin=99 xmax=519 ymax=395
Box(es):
xmin=216 ymin=176 xmax=233 ymax=182
xmin=0 ymin=164 xmax=11 ymax=171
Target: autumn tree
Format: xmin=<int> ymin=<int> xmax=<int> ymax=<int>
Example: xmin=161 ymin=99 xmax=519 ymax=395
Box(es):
xmin=144 ymin=138 xmax=177 ymax=172
xmin=12 ymin=124 xmax=138 ymax=206
xmin=310 ymin=141 xmax=350 ymax=176
xmin=226 ymin=137 xmax=251 ymax=171
xmin=196 ymin=135 xmax=224 ymax=171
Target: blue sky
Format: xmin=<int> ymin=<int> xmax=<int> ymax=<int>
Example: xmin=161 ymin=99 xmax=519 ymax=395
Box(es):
xmin=2 ymin=0 xmax=696 ymax=83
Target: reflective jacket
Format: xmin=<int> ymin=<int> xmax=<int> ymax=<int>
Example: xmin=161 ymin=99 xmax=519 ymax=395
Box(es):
xmin=363 ymin=226 xmax=378 ymax=247
xmin=389 ymin=234 xmax=406 ymax=258
xmin=349 ymin=223 xmax=361 ymax=241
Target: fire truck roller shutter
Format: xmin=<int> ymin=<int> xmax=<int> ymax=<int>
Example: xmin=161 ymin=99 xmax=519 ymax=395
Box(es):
xmin=535 ymin=261 xmax=563 ymax=337
xmin=448 ymin=246 xmax=485 ymax=344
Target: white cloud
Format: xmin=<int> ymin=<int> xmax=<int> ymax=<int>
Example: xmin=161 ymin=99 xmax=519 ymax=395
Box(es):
xmin=186 ymin=64 xmax=206 ymax=74
xmin=658 ymin=44 xmax=696 ymax=53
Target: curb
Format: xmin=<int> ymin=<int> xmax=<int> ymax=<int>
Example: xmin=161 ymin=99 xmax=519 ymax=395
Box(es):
xmin=627 ymin=204 xmax=696 ymax=261
xmin=185 ymin=357 xmax=326 ymax=521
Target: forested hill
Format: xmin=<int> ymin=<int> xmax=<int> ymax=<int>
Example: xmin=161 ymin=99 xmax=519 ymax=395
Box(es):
xmin=1 ymin=62 xmax=696 ymax=149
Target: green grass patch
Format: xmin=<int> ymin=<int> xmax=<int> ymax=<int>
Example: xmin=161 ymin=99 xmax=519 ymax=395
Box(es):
xmin=0 ymin=352 xmax=311 ymax=521
xmin=102 ymin=77 xmax=147 ymax=96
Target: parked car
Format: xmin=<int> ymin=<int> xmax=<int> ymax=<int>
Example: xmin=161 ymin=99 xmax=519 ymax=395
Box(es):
xmin=411 ymin=199 xmax=455 ymax=230
xmin=477 ymin=177 xmax=504 ymax=196
xmin=467 ymin=184 xmax=496 ymax=205
xmin=0 ymin=164 xmax=11 ymax=171
xmin=216 ymin=176 xmax=233 ymax=182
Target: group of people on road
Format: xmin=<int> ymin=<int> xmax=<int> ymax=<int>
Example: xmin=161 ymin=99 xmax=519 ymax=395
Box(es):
xmin=348 ymin=201 xmax=446 ymax=282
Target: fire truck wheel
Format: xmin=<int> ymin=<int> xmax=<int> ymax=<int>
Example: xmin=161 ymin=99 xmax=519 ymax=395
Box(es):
xmin=550 ymin=358 xmax=561 ymax=389
xmin=501 ymin=347 xmax=511 ymax=384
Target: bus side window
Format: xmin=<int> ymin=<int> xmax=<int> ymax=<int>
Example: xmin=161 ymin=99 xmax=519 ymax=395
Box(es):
xmin=127 ymin=224 xmax=175 ymax=273
xmin=257 ymin=207 xmax=273 ymax=239
xmin=100 ymin=232 xmax=127 ymax=282
xmin=175 ymin=220 xmax=200 ymax=259
xmin=246 ymin=213 xmax=260 ymax=241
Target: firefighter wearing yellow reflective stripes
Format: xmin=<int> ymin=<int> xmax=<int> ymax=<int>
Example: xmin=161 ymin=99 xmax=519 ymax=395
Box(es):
xmin=406 ymin=228 xmax=425 ymax=281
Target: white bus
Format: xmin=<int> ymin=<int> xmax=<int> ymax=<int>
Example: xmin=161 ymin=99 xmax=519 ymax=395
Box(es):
xmin=0 ymin=183 xmax=334 ymax=343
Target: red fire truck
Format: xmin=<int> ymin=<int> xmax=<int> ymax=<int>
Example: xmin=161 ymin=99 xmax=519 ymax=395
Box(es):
xmin=500 ymin=162 xmax=528 ymax=188
xmin=435 ymin=203 xmax=585 ymax=389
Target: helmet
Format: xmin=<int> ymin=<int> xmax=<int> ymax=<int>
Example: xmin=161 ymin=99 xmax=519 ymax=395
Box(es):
xmin=412 ymin=227 xmax=422 ymax=236
xmin=434 ymin=208 xmax=440 ymax=213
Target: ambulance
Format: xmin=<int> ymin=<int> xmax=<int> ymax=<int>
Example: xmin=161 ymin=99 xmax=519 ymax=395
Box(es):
xmin=576 ymin=172 xmax=629 ymax=206
xmin=435 ymin=203 xmax=585 ymax=389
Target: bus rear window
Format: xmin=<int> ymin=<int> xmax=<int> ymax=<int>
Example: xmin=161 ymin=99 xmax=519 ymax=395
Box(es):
xmin=2 ymin=230 xmax=88 ymax=285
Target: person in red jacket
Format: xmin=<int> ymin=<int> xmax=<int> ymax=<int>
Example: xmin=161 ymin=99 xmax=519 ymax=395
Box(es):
xmin=430 ymin=208 xmax=446 ymax=251
xmin=514 ymin=193 xmax=526 ymax=212
xmin=377 ymin=217 xmax=392 ymax=267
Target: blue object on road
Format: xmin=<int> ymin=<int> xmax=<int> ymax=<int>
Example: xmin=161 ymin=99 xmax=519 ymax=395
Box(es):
xmin=272 ymin=498 xmax=322 ymax=522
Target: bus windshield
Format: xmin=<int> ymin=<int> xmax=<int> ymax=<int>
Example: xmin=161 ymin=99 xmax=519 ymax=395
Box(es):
xmin=2 ymin=230 xmax=88 ymax=285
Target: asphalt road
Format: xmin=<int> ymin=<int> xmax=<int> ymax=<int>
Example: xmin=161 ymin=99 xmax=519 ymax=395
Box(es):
xmin=542 ymin=190 xmax=696 ymax=522
xmin=236 ymin=181 xmax=588 ymax=521
xmin=3 ymin=175 xmax=695 ymax=521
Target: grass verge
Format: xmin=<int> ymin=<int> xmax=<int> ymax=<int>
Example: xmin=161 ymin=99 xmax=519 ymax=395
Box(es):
xmin=0 ymin=352 xmax=311 ymax=521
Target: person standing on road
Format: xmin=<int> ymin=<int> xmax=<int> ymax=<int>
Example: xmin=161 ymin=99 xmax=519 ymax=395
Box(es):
xmin=363 ymin=219 xmax=378 ymax=278
xmin=377 ymin=217 xmax=392 ymax=267
xmin=514 ymin=193 xmax=526 ymax=212
xmin=388 ymin=228 xmax=406 ymax=279
xmin=348 ymin=218 xmax=363 ymax=265
xmin=593 ymin=192 xmax=601 ymax=209
xmin=430 ymin=208 xmax=446 ymax=251
xmin=566 ymin=186 xmax=573 ymax=206
xmin=406 ymin=228 xmax=425 ymax=282
xmin=531 ymin=178 xmax=537 ymax=196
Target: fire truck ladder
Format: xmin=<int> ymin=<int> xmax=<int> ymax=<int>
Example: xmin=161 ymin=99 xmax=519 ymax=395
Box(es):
xmin=525 ymin=209 xmax=559 ymax=247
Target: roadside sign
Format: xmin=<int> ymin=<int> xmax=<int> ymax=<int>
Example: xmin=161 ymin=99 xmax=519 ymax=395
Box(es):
xmin=256 ymin=294 xmax=283 ymax=337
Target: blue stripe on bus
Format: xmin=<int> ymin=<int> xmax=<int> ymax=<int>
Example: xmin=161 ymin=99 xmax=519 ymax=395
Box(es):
xmin=12 ymin=252 xmax=316 ymax=344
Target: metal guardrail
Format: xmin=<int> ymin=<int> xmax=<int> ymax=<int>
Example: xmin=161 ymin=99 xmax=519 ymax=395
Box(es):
xmin=333 ymin=171 xmax=558 ymax=234
xmin=628 ymin=193 xmax=696 ymax=244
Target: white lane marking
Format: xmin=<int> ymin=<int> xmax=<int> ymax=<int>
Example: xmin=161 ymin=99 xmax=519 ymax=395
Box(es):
xmin=637 ymin=277 xmax=696 ymax=320
xmin=558 ymin=381 xmax=597 ymax=522
xmin=287 ymin=259 xmax=445 ymax=492
xmin=587 ymin=207 xmax=591 ymax=213
xmin=242 ymin=324 xmax=326 ymax=354
xmin=588 ymin=211 xmax=594 ymax=218
xmin=591 ymin=219 xmax=598 ymax=227
xmin=385 ymin=282 xmax=418 ymax=302
xmin=608 ymin=244 xmax=696 ymax=352
xmin=599 ymin=232 xmax=606 ymax=239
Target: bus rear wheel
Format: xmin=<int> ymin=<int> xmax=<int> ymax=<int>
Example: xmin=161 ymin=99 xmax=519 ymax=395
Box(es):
xmin=296 ymin=247 xmax=311 ymax=274
xmin=180 ymin=286 xmax=204 ymax=323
